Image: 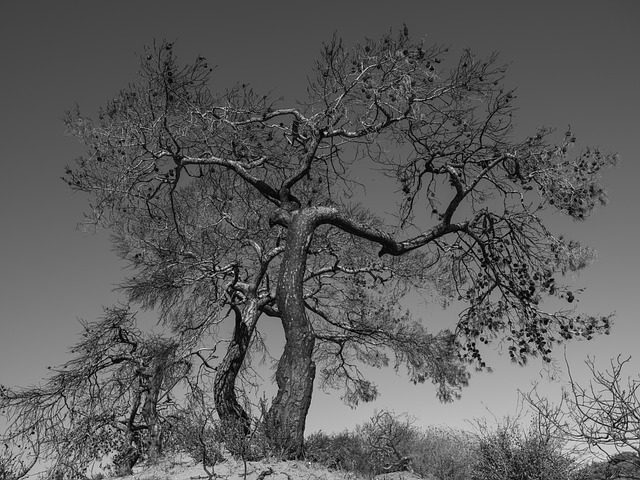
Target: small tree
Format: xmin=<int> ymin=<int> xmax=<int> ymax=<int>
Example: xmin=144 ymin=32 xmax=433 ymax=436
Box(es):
xmin=0 ymin=307 xmax=190 ymax=477
xmin=64 ymin=28 xmax=616 ymax=457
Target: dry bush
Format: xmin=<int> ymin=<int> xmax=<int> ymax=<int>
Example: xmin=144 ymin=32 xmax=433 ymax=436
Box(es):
xmin=470 ymin=417 xmax=576 ymax=480
xmin=409 ymin=426 xmax=476 ymax=480
xmin=355 ymin=410 xmax=421 ymax=475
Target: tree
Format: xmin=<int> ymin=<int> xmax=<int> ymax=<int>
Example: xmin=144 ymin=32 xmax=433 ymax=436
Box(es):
xmin=526 ymin=355 xmax=640 ymax=472
xmin=63 ymin=29 xmax=615 ymax=457
xmin=0 ymin=307 xmax=191 ymax=477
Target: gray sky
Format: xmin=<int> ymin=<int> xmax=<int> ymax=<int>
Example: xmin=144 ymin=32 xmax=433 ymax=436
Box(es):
xmin=1 ymin=1 xmax=638 ymax=434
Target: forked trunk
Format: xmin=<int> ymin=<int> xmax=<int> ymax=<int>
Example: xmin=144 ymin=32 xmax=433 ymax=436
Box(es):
xmin=267 ymin=210 xmax=317 ymax=458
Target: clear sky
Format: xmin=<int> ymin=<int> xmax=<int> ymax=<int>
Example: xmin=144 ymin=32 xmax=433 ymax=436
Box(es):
xmin=1 ymin=1 xmax=638 ymax=435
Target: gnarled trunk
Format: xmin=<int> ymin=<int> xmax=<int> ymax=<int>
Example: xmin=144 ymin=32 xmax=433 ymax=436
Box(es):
xmin=267 ymin=210 xmax=317 ymax=458
xmin=213 ymin=304 xmax=254 ymax=436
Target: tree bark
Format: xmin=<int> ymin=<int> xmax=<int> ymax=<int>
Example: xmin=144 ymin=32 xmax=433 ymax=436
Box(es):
xmin=213 ymin=302 xmax=258 ymax=438
xmin=267 ymin=210 xmax=317 ymax=458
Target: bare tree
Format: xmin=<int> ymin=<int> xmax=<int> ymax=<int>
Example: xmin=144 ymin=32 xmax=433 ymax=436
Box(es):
xmin=0 ymin=307 xmax=191 ymax=478
xmin=526 ymin=355 xmax=640 ymax=475
xmin=62 ymin=28 xmax=616 ymax=457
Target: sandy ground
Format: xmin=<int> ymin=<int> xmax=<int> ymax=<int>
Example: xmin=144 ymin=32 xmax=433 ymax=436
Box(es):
xmin=111 ymin=454 xmax=427 ymax=480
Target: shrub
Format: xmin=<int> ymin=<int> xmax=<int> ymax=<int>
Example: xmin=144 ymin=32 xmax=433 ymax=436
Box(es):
xmin=572 ymin=460 xmax=609 ymax=480
xmin=305 ymin=411 xmax=580 ymax=480
xmin=305 ymin=410 xmax=476 ymax=479
xmin=355 ymin=410 xmax=421 ymax=475
xmin=410 ymin=426 xmax=476 ymax=480
xmin=305 ymin=430 xmax=367 ymax=472
xmin=573 ymin=452 xmax=640 ymax=480
xmin=471 ymin=417 xmax=575 ymax=480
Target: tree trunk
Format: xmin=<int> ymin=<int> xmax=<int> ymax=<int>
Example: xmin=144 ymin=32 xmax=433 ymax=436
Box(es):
xmin=213 ymin=301 xmax=258 ymax=438
xmin=141 ymin=352 xmax=167 ymax=462
xmin=267 ymin=210 xmax=317 ymax=458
